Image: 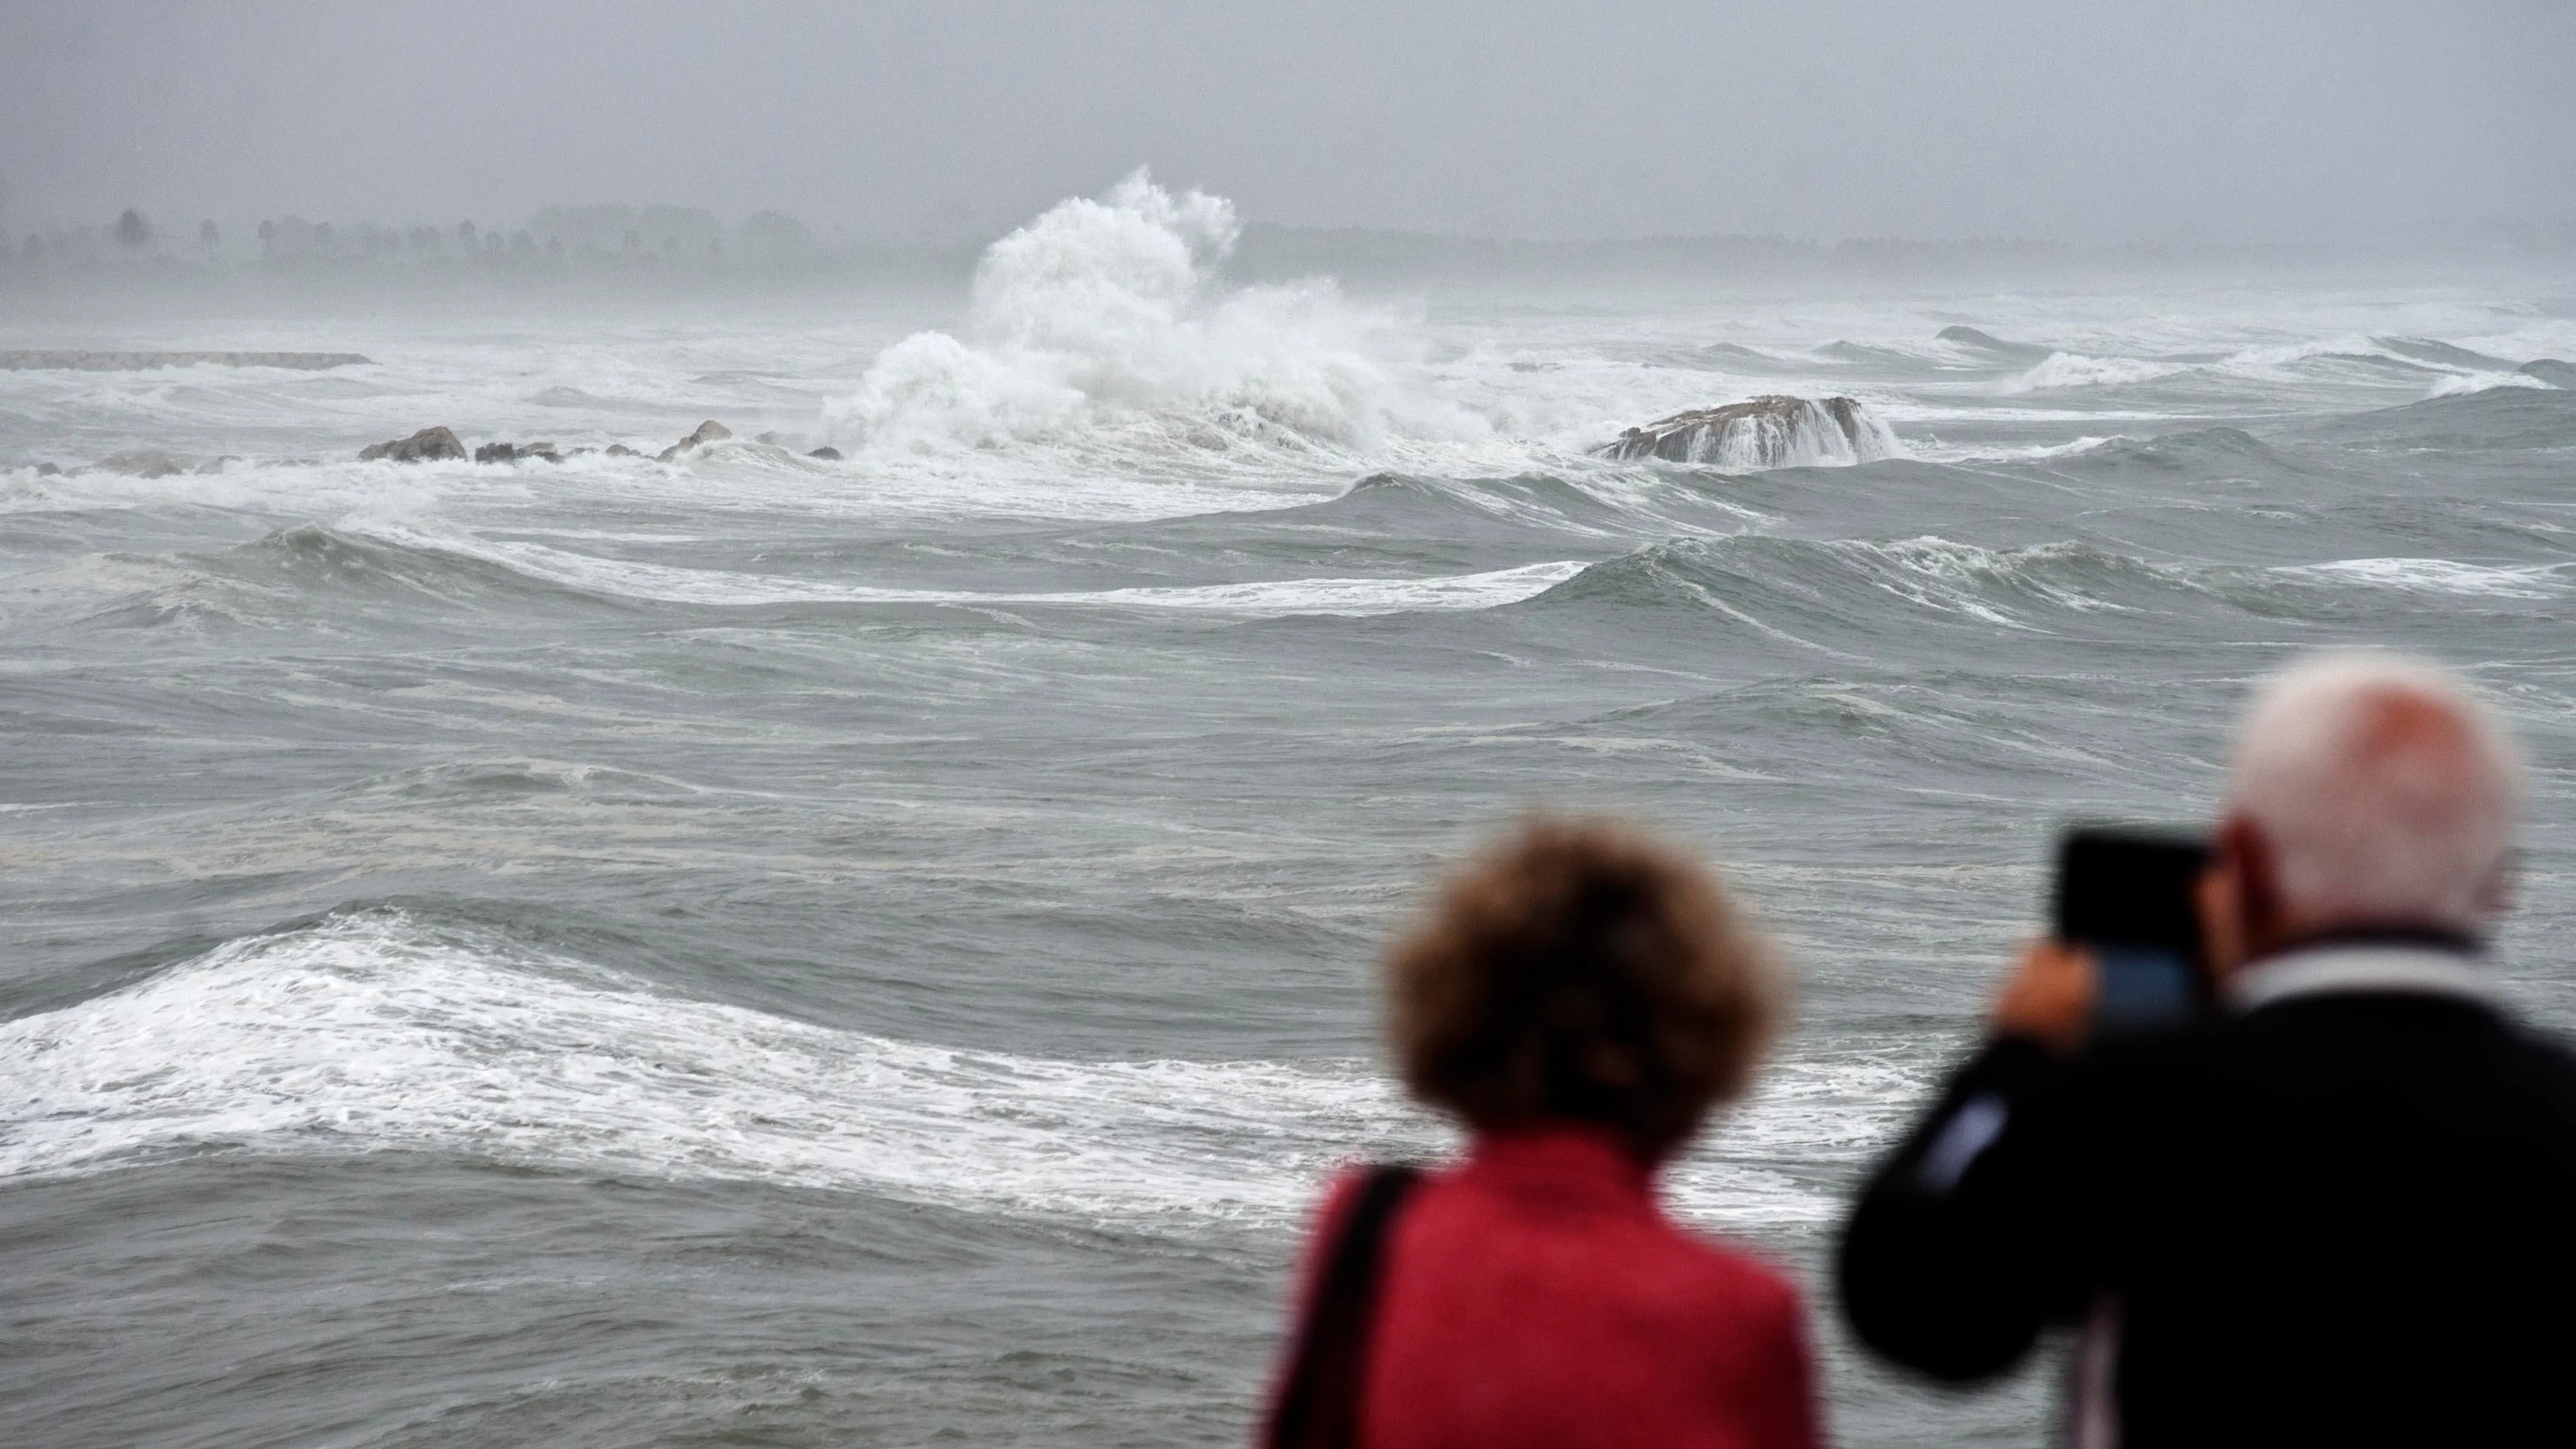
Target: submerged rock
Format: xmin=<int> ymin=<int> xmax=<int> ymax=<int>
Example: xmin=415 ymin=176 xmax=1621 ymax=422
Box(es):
xmin=93 ymin=450 xmax=191 ymax=478
xmin=2518 ymin=359 xmax=2576 ymax=389
xmin=657 ymin=419 xmax=732 ymax=462
xmin=808 ymin=445 xmax=843 ymax=460
xmin=603 ymin=444 xmax=642 ymax=458
xmin=0 ymin=350 xmax=373 ymax=371
xmin=474 ymin=441 xmax=564 ymax=464
xmin=1600 ymin=395 xmax=1898 ymax=468
xmin=359 ymin=426 xmax=467 ymax=463
xmin=34 ymin=461 xmax=61 ymax=476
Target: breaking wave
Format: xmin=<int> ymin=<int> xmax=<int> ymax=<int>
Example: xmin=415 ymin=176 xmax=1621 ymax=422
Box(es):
xmin=386 ymin=527 xmax=1586 ymax=615
xmin=1999 ymin=352 xmax=2191 ymax=393
xmin=0 ymin=912 xmax=1914 ymax=1230
xmin=823 ymin=172 xmax=1482 ymax=458
xmin=1525 ymin=533 xmax=2573 ymax=641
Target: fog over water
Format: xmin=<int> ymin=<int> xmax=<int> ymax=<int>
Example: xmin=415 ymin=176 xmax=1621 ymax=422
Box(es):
xmin=5 ymin=6 xmax=2576 ymax=1449
xmin=4 ymin=1 xmax=2573 ymax=245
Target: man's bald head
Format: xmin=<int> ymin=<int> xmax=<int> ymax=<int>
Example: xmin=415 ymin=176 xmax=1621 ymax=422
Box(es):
xmin=2227 ymin=653 xmax=2524 ymax=939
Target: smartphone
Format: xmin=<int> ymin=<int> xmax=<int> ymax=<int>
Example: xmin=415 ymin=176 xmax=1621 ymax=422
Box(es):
xmin=2052 ymin=826 xmax=2212 ymax=1033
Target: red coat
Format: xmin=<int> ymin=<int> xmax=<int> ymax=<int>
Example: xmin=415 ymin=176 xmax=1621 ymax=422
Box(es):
xmin=1272 ymin=1126 xmax=1821 ymax=1449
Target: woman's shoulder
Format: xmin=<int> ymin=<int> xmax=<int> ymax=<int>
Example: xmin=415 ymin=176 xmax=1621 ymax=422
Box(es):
xmin=1648 ymin=1217 xmax=1807 ymax=1320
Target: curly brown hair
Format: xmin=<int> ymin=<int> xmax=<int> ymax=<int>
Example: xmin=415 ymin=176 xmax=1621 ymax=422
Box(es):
xmin=1384 ymin=816 xmax=1784 ymax=1159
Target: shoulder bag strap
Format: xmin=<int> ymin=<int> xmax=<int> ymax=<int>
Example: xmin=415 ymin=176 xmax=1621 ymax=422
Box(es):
xmin=1262 ymin=1162 xmax=1424 ymax=1449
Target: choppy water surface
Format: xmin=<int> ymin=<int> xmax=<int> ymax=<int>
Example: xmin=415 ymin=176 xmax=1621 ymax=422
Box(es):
xmin=5 ymin=186 xmax=2575 ymax=1447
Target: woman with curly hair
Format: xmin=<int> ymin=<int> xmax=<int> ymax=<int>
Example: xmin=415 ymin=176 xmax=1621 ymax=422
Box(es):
xmin=1262 ymin=816 xmax=1816 ymax=1449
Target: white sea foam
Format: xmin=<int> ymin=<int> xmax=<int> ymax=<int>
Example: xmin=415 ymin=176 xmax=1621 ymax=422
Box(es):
xmin=823 ymin=172 xmax=1484 ymax=459
xmin=2425 ymin=370 xmax=2551 ymax=398
xmin=0 ymin=914 xmax=1916 ymax=1230
xmin=374 ymin=527 xmax=1586 ymax=615
xmin=2279 ymin=557 xmax=2572 ymax=598
xmin=1998 ymin=352 xmax=2191 ymax=393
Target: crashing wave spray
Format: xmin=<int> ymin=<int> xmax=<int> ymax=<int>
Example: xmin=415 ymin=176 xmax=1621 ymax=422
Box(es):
xmin=824 ymin=171 xmax=1478 ymax=456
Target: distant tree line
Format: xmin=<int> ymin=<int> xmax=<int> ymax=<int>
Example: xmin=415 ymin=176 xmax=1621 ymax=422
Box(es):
xmin=1 ymin=203 xmax=832 ymax=274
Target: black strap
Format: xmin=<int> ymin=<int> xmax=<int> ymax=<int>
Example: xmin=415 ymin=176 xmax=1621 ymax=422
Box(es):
xmin=1263 ymin=1162 xmax=1424 ymax=1449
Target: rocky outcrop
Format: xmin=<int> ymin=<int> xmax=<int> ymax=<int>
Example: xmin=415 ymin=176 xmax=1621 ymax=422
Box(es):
xmin=95 ymin=450 xmax=190 ymax=478
xmin=360 ymin=426 xmax=467 ymax=462
xmin=1600 ymin=395 xmax=1899 ymax=468
xmin=657 ymin=419 xmax=731 ymax=462
xmin=34 ymin=462 xmax=62 ymax=476
xmin=474 ymin=441 xmax=564 ymax=464
xmin=808 ymin=445 xmax=843 ymax=460
xmin=2518 ymin=359 xmax=2576 ymax=389
xmin=603 ymin=444 xmax=642 ymax=458
xmin=0 ymin=351 xmax=372 ymax=370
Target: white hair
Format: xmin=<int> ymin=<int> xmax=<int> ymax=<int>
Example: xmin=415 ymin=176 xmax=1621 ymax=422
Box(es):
xmin=2227 ymin=652 xmax=2524 ymax=935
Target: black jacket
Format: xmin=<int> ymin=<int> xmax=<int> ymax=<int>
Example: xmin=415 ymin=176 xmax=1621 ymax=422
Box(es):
xmin=1838 ymin=942 xmax=2576 ymax=1448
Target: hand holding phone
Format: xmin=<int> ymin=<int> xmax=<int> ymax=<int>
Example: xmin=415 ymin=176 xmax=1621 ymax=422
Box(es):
xmin=2052 ymin=827 xmax=2211 ymax=1035
xmin=1993 ymin=938 xmax=2100 ymax=1052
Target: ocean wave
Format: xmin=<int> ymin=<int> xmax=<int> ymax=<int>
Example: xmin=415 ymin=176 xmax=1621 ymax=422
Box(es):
xmin=1998 ymin=352 xmax=2192 ymax=393
xmin=2425 ymin=370 xmax=2552 ymax=399
xmin=1931 ymin=326 xmax=2057 ymax=366
xmin=1521 ymin=530 xmax=2568 ymax=637
xmin=2319 ymin=384 xmax=2576 ymax=451
xmin=820 ymin=172 xmax=1483 ymax=459
xmin=1531 ymin=534 xmax=2181 ymax=636
xmin=2275 ymin=557 xmax=2572 ymax=599
xmin=0 ymin=912 xmax=1915 ymax=1230
xmin=1297 ymin=472 xmax=1658 ymax=541
xmin=363 ymin=525 xmax=1585 ymax=616
xmin=2054 ymin=426 xmax=2318 ymax=480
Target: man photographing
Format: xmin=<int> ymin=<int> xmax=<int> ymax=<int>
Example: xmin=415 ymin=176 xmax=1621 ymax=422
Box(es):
xmin=1839 ymin=653 xmax=2576 ymax=1447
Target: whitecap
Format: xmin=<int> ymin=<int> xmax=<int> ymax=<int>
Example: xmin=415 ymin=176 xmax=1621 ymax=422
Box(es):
xmin=2425 ymin=370 xmax=2551 ymax=398
xmin=2277 ymin=557 xmax=2571 ymax=598
xmin=1998 ymin=352 xmax=2191 ymax=393
xmin=0 ymin=913 xmax=1917 ymax=1231
xmin=364 ymin=526 xmax=1587 ymax=616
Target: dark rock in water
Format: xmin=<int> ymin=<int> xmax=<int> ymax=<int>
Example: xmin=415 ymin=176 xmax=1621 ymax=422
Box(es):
xmin=0 ymin=350 xmax=372 ymax=371
xmin=35 ymin=461 xmax=62 ymax=476
xmin=808 ymin=446 xmax=843 ymax=460
xmin=475 ymin=441 xmax=564 ymax=464
xmin=94 ymin=450 xmax=191 ymax=478
xmin=359 ymin=426 xmax=467 ymax=463
xmin=1600 ymin=395 xmax=1893 ymax=467
xmin=2518 ymin=359 xmax=2576 ymax=388
xmin=657 ymin=419 xmax=732 ymax=462
xmin=603 ymin=443 xmax=642 ymax=458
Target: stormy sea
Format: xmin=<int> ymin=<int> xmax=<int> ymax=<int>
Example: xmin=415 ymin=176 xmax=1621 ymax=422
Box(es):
xmin=5 ymin=179 xmax=2574 ymax=1447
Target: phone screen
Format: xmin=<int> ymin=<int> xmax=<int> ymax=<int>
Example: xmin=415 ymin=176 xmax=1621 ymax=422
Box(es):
xmin=2052 ymin=827 xmax=2211 ymax=1033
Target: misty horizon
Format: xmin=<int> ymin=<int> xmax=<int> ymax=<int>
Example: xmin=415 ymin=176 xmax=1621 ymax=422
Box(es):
xmin=4 ymin=2 xmax=2572 ymax=250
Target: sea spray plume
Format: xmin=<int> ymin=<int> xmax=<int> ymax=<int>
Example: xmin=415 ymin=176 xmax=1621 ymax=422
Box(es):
xmin=824 ymin=170 xmax=1478 ymax=455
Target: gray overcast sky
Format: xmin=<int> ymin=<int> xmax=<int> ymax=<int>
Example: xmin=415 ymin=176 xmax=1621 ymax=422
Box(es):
xmin=2 ymin=1 xmax=2571 ymax=243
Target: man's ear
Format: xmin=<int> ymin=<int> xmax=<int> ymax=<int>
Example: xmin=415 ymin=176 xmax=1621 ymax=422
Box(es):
xmin=2201 ymin=813 xmax=2285 ymax=977
xmin=2228 ymin=815 xmax=2290 ymax=959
